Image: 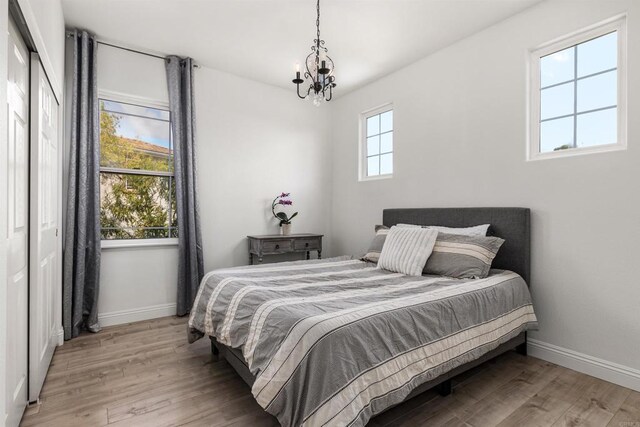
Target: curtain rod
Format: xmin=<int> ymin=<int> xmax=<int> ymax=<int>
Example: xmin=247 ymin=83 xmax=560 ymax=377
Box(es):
xmin=65 ymin=30 xmax=200 ymax=68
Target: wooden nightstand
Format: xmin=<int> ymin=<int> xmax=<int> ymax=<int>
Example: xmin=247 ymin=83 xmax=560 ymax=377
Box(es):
xmin=247 ymin=233 xmax=323 ymax=265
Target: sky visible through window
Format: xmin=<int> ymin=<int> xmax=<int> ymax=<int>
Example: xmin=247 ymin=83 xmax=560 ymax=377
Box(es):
xmin=101 ymin=100 xmax=171 ymax=149
xmin=539 ymin=31 xmax=617 ymax=152
xmin=366 ymin=110 xmax=393 ymax=176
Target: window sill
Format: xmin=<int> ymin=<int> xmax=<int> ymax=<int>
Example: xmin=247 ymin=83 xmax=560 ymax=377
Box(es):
xmin=101 ymin=238 xmax=179 ymax=250
xmin=359 ymin=173 xmax=393 ymax=182
xmin=527 ymin=142 xmax=626 ymax=161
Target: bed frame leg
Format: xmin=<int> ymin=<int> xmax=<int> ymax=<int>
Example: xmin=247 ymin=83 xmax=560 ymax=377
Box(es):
xmin=516 ymin=332 xmax=528 ymax=356
xmin=436 ymin=379 xmax=452 ymax=397
xmin=516 ymin=342 xmax=527 ymax=356
xmin=210 ymin=337 xmax=220 ymax=361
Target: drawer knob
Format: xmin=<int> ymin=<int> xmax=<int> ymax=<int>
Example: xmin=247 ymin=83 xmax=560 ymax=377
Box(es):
xmin=305 ymin=243 xmax=309 ymax=247
xmin=275 ymin=244 xmax=280 ymax=249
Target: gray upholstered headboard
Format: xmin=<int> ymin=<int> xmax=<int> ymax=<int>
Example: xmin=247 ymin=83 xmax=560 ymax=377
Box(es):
xmin=383 ymin=208 xmax=530 ymax=284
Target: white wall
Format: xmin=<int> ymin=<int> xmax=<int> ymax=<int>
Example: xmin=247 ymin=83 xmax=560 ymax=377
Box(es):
xmin=97 ymin=43 xmax=168 ymax=101
xmin=17 ymin=0 xmax=65 ymax=98
xmin=329 ymin=0 xmax=640 ymax=388
xmin=98 ymin=246 xmax=179 ymax=325
xmin=95 ymin=46 xmax=332 ymax=325
xmin=196 ymin=67 xmax=332 ymax=271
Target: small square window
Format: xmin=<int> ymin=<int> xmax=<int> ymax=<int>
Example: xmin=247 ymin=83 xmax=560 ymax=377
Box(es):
xmin=529 ymin=16 xmax=626 ymax=160
xmin=360 ymin=105 xmax=393 ymax=180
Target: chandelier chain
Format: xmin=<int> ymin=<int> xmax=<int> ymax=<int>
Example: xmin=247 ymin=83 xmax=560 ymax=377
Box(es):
xmin=316 ymin=0 xmax=321 ymax=50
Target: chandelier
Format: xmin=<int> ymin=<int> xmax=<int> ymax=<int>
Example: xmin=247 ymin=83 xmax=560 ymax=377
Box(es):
xmin=292 ymin=0 xmax=336 ymax=106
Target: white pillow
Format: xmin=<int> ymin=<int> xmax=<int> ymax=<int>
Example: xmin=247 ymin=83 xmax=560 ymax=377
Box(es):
xmin=377 ymin=226 xmax=438 ymax=276
xmin=397 ymin=223 xmax=489 ymax=236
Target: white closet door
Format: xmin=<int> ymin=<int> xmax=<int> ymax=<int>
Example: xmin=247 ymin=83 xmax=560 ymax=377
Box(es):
xmin=5 ymin=17 xmax=30 ymax=427
xmin=28 ymin=54 xmax=60 ymax=403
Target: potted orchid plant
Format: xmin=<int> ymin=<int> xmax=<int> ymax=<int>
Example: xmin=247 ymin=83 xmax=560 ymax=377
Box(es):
xmin=272 ymin=192 xmax=298 ymax=235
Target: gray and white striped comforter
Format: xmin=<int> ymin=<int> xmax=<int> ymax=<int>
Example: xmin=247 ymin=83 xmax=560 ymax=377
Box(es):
xmin=188 ymin=256 xmax=537 ymax=427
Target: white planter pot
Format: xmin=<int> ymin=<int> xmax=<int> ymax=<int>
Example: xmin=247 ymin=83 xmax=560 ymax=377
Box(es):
xmin=281 ymin=223 xmax=292 ymax=236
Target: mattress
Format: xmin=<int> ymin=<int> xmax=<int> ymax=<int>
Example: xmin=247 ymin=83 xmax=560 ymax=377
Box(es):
xmin=188 ymin=256 xmax=537 ymax=427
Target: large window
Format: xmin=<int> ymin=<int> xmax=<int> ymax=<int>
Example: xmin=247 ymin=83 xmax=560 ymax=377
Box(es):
xmin=99 ymin=97 xmax=177 ymax=240
xmin=529 ymin=16 xmax=626 ymax=160
xmin=361 ymin=105 xmax=393 ymax=180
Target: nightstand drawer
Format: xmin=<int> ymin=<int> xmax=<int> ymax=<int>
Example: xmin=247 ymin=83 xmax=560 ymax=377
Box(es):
xmin=262 ymin=240 xmax=292 ymax=253
xmin=293 ymin=238 xmax=320 ymax=251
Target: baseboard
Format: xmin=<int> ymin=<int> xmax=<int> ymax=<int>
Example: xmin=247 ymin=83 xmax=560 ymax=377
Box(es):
xmin=528 ymin=338 xmax=640 ymax=392
xmin=98 ymin=303 xmax=177 ymax=327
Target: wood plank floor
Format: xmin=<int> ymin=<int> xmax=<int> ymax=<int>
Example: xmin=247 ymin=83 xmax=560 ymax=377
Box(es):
xmin=20 ymin=316 xmax=640 ymax=427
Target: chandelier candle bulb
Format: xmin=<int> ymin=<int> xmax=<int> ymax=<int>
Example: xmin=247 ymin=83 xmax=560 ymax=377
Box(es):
xmin=292 ymin=63 xmax=304 ymax=84
xmin=319 ymin=60 xmax=329 ymax=75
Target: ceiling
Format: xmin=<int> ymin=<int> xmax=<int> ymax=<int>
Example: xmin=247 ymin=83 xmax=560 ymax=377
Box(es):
xmin=62 ymin=0 xmax=542 ymax=96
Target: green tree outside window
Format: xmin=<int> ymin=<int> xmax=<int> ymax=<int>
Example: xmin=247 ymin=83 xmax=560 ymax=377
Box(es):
xmin=99 ymin=101 xmax=177 ymax=240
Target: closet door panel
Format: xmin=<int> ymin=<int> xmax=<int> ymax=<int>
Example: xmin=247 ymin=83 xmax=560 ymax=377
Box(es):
xmin=29 ymin=54 xmax=60 ymax=403
xmin=5 ymin=17 xmax=30 ymax=427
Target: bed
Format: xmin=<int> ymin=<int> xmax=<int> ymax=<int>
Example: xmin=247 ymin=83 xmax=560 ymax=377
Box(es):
xmin=187 ymin=207 xmax=537 ymax=426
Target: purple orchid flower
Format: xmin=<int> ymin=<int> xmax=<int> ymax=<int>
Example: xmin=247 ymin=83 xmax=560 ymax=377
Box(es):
xmin=271 ymin=192 xmax=298 ymax=226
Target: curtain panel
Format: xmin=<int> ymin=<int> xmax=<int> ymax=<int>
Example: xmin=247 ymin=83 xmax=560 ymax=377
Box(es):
xmin=63 ymin=30 xmax=102 ymax=339
xmin=165 ymin=56 xmax=204 ymax=316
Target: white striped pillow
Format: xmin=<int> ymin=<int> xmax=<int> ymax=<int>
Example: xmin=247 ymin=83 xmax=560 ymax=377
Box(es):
xmin=424 ymin=233 xmax=504 ymax=278
xmin=377 ymin=226 xmax=439 ymax=276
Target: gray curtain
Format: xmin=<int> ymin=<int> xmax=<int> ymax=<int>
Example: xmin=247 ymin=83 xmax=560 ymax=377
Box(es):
xmin=63 ymin=30 xmax=101 ymax=339
xmin=166 ymin=56 xmax=204 ymax=316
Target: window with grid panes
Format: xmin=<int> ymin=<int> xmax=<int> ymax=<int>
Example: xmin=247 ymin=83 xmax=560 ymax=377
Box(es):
xmin=529 ymin=17 xmax=626 ymax=160
xmin=361 ymin=106 xmax=393 ymax=179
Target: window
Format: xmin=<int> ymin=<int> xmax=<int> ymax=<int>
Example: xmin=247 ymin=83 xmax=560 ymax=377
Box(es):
xmin=99 ymin=97 xmax=177 ymax=240
xmin=361 ymin=105 xmax=393 ymax=180
xmin=528 ymin=16 xmax=626 ymax=160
